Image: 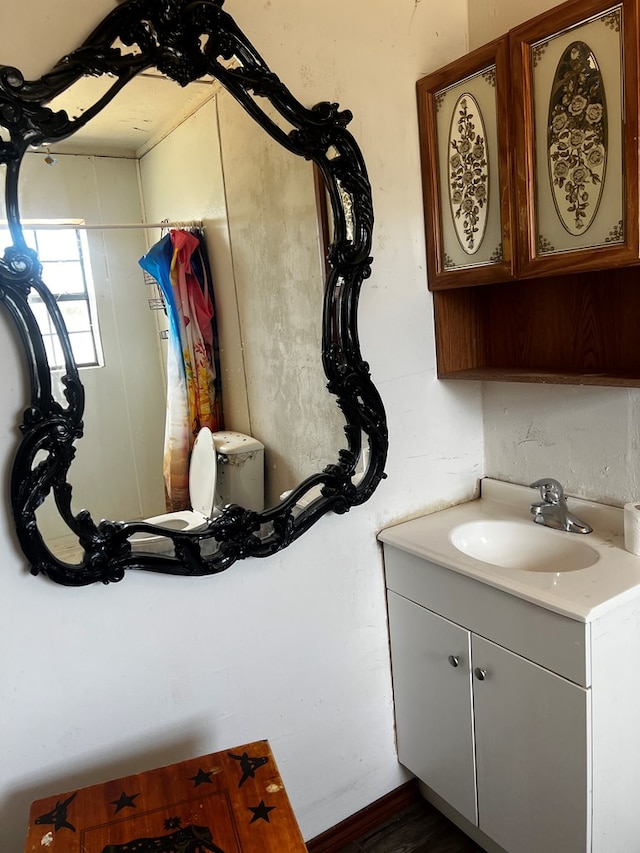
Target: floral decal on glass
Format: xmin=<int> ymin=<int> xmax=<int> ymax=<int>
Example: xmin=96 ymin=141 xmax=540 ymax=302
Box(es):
xmin=547 ymin=40 xmax=607 ymax=236
xmin=447 ymin=93 xmax=489 ymax=254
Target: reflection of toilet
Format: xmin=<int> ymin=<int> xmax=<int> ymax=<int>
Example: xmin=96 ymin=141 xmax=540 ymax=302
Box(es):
xmin=131 ymin=428 xmax=264 ymax=553
xmin=131 ymin=427 xmax=219 ymax=551
xmin=213 ymin=431 xmax=264 ymax=513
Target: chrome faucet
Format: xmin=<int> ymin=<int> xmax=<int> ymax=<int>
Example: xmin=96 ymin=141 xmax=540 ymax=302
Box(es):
xmin=529 ymin=478 xmax=592 ymax=534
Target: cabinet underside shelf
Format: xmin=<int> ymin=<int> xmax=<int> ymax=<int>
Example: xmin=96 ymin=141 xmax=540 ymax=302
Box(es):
xmin=437 ymin=368 xmax=640 ymax=387
xmin=433 ymin=266 xmax=640 ymax=387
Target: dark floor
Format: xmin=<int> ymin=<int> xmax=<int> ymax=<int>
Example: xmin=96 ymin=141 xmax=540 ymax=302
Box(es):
xmin=335 ymin=799 xmax=485 ymax=853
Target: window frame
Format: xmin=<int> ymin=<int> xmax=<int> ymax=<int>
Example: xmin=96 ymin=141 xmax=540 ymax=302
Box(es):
xmin=1 ymin=221 xmax=104 ymax=370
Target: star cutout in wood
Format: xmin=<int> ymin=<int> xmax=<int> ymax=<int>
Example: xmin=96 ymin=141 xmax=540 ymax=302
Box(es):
xmin=110 ymin=791 xmax=140 ymax=813
xmin=188 ymin=768 xmax=214 ymax=787
xmin=248 ymin=800 xmax=275 ymax=824
xmin=164 ymin=816 xmax=182 ymax=830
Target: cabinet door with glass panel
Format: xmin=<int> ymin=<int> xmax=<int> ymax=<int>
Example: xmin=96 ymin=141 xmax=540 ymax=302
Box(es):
xmin=417 ymin=37 xmax=515 ymax=289
xmin=511 ymin=0 xmax=640 ymax=277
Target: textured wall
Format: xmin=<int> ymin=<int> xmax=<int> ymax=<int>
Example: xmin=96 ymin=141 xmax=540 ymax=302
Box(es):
xmin=468 ymin=0 xmax=560 ymax=50
xmin=0 ymin=1 xmax=479 ymax=849
xmin=470 ymin=0 xmax=640 ymax=506
xmin=215 ymin=90 xmax=347 ymax=504
xmin=140 ymin=90 xmax=347 ymax=505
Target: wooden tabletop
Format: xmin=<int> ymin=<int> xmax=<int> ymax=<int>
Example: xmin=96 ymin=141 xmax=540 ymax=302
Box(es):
xmin=25 ymin=740 xmax=307 ymax=852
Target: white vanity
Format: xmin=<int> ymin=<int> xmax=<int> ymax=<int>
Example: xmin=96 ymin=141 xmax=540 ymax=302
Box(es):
xmin=379 ymin=479 xmax=640 ymax=853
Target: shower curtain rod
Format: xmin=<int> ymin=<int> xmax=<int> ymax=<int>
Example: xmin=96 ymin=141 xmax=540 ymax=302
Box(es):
xmin=14 ymin=220 xmax=204 ymax=231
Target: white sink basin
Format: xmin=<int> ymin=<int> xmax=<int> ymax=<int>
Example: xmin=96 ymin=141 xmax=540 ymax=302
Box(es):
xmin=450 ymin=519 xmax=599 ymax=573
xmin=379 ymin=479 xmax=640 ymax=621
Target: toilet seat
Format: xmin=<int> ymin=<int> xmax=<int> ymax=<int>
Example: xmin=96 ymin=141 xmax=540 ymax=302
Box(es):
xmin=189 ymin=426 xmax=217 ymax=518
xmin=131 ymin=427 xmax=218 ymax=552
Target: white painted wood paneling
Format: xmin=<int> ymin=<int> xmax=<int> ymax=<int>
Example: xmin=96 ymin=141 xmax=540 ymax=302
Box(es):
xmin=388 ymin=591 xmax=477 ymax=824
xmin=590 ymin=598 xmax=640 ymax=851
xmin=384 ymin=545 xmax=590 ymax=686
xmin=3 ymin=153 xmax=167 ymax=536
xmin=473 ymin=635 xmax=591 ymax=853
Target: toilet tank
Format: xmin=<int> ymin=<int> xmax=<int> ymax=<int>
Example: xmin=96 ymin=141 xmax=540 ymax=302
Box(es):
xmin=213 ymin=431 xmax=264 ymax=512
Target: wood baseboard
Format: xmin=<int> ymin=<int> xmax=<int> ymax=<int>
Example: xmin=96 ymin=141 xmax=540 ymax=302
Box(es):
xmin=305 ymin=780 xmax=419 ymax=852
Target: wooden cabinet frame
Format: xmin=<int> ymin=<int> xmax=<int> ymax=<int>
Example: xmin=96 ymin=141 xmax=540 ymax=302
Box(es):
xmin=511 ymin=0 xmax=640 ymax=277
xmin=417 ymin=38 xmax=515 ymax=289
xmin=417 ymin=0 xmax=640 ymax=386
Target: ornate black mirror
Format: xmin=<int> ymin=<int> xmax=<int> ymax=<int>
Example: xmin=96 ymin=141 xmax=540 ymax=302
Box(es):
xmin=0 ymin=0 xmax=387 ymax=585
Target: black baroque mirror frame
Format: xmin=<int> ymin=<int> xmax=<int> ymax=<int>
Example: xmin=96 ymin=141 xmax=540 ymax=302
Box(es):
xmin=0 ymin=0 xmax=387 ymax=585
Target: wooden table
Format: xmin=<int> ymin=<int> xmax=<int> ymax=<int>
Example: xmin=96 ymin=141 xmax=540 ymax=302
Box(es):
xmin=25 ymin=740 xmax=307 ymax=852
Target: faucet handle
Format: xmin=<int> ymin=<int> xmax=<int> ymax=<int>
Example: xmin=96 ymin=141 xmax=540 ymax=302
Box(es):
xmin=529 ymin=478 xmax=565 ymax=504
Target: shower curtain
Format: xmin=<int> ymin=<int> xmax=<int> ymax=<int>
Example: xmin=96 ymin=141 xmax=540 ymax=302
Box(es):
xmin=139 ymin=228 xmax=222 ymax=511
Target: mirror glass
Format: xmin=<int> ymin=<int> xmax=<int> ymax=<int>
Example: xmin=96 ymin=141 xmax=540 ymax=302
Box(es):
xmin=0 ymin=0 xmax=387 ymax=583
xmin=3 ymin=75 xmax=346 ymax=559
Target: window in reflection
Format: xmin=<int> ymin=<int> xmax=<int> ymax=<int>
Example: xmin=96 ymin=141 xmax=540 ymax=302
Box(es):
xmin=1 ymin=224 xmax=104 ymax=368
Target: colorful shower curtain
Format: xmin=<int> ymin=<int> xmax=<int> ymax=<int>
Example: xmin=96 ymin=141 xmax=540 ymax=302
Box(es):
xmin=139 ymin=229 xmax=222 ymax=512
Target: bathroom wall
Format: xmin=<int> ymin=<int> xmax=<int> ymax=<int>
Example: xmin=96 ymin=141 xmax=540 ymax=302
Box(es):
xmin=468 ymin=0 xmax=559 ymax=47
xmin=2 ymin=153 xmax=166 ymax=543
xmin=138 ymin=88 xmax=347 ymax=506
xmin=137 ymin=92 xmax=248 ymax=431
xmin=0 ymin=1 xmax=478 ymax=849
xmin=214 ymin=89 xmax=347 ymax=503
xmin=468 ymin=0 xmax=640 ymax=507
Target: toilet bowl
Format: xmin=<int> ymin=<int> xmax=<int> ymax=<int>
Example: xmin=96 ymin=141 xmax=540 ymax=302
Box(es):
xmin=131 ymin=426 xmax=219 ymax=552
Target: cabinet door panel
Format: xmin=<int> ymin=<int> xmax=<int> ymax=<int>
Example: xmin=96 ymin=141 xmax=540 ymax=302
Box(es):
xmin=417 ymin=37 xmax=514 ymax=289
xmin=387 ymin=591 xmax=477 ymax=824
xmin=473 ymin=635 xmax=591 ymax=853
xmin=511 ymin=0 xmax=640 ymax=276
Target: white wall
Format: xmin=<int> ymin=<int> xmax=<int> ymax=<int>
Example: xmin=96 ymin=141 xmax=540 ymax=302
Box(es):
xmin=468 ymin=0 xmax=559 ymax=50
xmin=137 ymin=91 xmax=252 ymax=439
xmin=469 ymin=0 xmax=640 ymax=508
xmin=3 ymin=153 xmax=166 ymax=544
xmin=0 ymin=1 xmax=478 ymax=849
xmin=214 ymin=89 xmax=347 ymax=504
xmin=139 ymin=90 xmax=346 ymax=505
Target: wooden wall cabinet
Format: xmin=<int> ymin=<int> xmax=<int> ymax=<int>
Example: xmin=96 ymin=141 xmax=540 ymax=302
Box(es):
xmin=417 ymin=0 xmax=640 ymax=386
xmin=417 ymin=38 xmax=515 ymax=288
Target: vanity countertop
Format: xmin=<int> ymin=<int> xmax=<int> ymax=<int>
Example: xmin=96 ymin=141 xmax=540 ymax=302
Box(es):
xmin=378 ymin=479 xmax=640 ymax=622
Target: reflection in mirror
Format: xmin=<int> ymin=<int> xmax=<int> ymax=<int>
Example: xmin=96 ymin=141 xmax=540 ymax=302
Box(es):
xmin=210 ymin=91 xmax=347 ymax=502
xmin=3 ymin=80 xmax=347 ymax=560
xmin=0 ymin=0 xmax=387 ymax=583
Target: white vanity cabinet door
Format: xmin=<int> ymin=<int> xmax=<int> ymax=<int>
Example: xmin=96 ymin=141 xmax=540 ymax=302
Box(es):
xmin=387 ymin=591 xmax=477 ymax=825
xmin=472 ymin=634 xmax=591 ymax=853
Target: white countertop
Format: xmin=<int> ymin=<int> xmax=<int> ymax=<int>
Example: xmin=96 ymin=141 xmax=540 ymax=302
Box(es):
xmin=378 ymin=479 xmax=640 ymax=622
